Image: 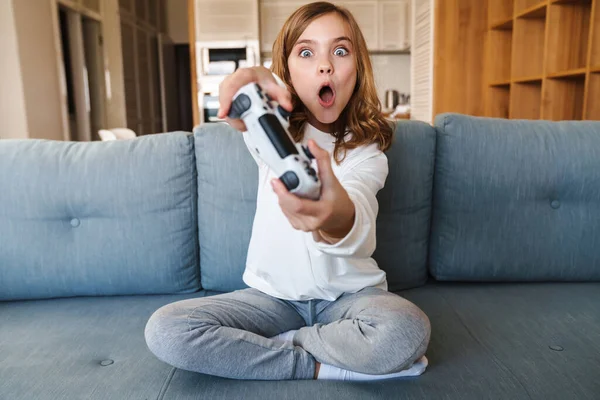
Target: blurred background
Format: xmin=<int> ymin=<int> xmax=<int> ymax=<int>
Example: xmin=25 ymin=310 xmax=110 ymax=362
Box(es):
xmin=0 ymin=0 xmax=416 ymax=141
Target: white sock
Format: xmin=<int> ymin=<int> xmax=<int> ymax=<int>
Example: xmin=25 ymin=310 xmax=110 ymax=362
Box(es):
xmin=269 ymin=329 xmax=298 ymax=343
xmin=317 ymin=356 xmax=428 ymax=381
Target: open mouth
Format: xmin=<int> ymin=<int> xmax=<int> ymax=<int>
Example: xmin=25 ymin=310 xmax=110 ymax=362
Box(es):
xmin=318 ymin=84 xmax=335 ymax=108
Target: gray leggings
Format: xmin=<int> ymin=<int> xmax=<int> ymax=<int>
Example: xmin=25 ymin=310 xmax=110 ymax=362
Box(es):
xmin=144 ymin=286 xmax=431 ymax=380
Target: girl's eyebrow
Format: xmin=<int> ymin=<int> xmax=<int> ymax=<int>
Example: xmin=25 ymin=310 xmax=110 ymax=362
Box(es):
xmin=333 ymin=36 xmax=352 ymax=44
xmin=295 ymin=36 xmax=353 ymax=46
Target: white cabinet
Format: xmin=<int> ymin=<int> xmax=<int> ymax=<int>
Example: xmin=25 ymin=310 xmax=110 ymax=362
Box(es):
xmin=337 ymin=1 xmax=379 ymax=51
xmin=259 ymin=0 xmax=411 ymax=53
xmin=195 ymin=0 xmax=260 ymax=42
xmin=379 ymin=0 xmax=411 ymax=51
xmin=260 ymin=2 xmax=304 ymax=52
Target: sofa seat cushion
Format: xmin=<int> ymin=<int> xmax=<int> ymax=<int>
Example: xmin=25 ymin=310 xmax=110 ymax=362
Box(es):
xmin=0 ymin=292 xmax=204 ymax=400
xmin=402 ymin=282 xmax=600 ymax=399
xmin=2 ymin=283 xmax=598 ymax=399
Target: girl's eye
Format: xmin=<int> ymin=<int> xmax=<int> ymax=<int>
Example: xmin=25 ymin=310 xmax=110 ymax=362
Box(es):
xmin=334 ymin=47 xmax=348 ymax=56
xmin=300 ymin=49 xmax=313 ymax=58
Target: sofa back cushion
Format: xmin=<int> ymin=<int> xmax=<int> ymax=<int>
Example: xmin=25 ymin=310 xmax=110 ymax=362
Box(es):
xmin=194 ymin=124 xmax=258 ymax=292
xmin=429 ymin=113 xmax=600 ymax=282
xmin=194 ymin=121 xmax=436 ymax=292
xmin=373 ymin=120 xmax=436 ymax=290
xmin=0 ymin=133 xmax=200 ymax=301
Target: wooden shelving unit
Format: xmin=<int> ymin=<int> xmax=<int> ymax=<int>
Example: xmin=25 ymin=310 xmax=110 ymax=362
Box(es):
xmin=515 ymin=0 xmax=546 ymax=14
xmin=489 ymin=0 xmax=513 ymax=27
xmin=586 ymin=72 xmax=600 ymax=118
xmin=511 ymin=80 xmax=543 ymax=119
xmin=485 ymin=0 xmax=600 ymax=120
xmin=486 ymin=85 xmax=511 ymax=118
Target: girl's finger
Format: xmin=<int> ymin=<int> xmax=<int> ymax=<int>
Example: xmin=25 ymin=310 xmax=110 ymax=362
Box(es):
xmin=308 ymin=140 xmax=334 ymax=187
xmin=219 ymin=67 xmax=293 ymax=120
xmin=272 ymin=178 xmax=321 ymax=216
xmin=218 ymin=68 xmax=258 ymax=119
xmin=224 ymin=117 xmax=247 ymax=132
xmin=256 ymin=70 xmax=293 ymax=112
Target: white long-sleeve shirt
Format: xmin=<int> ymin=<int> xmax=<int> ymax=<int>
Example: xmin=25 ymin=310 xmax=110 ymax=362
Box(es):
xmin=241 ymin=123 xmax=389 ymax=301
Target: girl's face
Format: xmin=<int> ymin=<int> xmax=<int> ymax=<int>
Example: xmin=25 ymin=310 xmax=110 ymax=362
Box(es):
xmin=287 ymin=13 xmax=357 ymax=133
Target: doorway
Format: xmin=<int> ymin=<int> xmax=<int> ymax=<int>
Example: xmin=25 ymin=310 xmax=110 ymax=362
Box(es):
xmin=57 ymin=5 xmax=106 ymax=141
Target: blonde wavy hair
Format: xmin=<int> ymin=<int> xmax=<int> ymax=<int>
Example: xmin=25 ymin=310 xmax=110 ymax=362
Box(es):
xmin=271 ymin=1 xmax=393 ymax=164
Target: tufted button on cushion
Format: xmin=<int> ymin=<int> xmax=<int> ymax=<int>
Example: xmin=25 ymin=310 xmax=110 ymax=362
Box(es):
xmin=430 ymin=113 xmax=600 ymax=282
xmin=0 ymin=132 xmax=200 ymax=301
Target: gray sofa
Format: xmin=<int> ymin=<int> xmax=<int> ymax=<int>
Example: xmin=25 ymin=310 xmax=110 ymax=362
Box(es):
xmin=1 ymin=114 xmax=599 ymax=399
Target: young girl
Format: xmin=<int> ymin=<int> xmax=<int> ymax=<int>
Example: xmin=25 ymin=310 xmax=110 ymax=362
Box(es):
xmin=145 ymin=1 xmax=431 ymax=381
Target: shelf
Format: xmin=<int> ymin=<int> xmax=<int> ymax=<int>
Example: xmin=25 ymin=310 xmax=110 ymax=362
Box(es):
xmin=488 ymin=29 xmax=513 ymax=83
xmin=547 ymin=68 xmax=588 ymax=78
xmin=551 ymin=0 xmax=593 ymax=4
xmin=452 ymin=0 xmax=600 ymax=122
xmin=515 ymin=0 xmax=547 ymax=15
xmin=586 ymin=73 xmax=600 ymax=119
xmin=542 ymin=76 xmax=586 ymax=120
xmin=516 ymin=3 xmax=548 ymax=19
xmin=490 ymin=17 xmax=514 ymax=30
xmin=369 ymin=49 xmax=411 ymax=55
xmin=489 ymin=0 xmax=514 ymax=26
xmin=546 ymin=1 xmax=592 ymax=74
xmin=510 ymin=81 xmax=542 ymax=119
xmin=487 ymin=85 xmax=511 ymax=118
xmin=512 ymin=11 xmax=546 ymax=78
xmin=591 ymin=0 xmax=600 ymax=66
xmin=513 ymin=76 xmax=544 ymax=83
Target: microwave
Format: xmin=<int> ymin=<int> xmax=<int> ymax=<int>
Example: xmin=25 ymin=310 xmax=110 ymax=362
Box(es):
xmin=198 ymin=41 xmax=260 ymax=77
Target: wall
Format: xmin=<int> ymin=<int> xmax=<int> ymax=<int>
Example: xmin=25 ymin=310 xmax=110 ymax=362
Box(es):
xmin=0 ymin=0 xmax=29 ymax=139
xmin=12 ymin=0 xmax=66 ymax=141
xmin=0 ymin=0 xmax=128 ymax=140
xmin=371 ymin=53 xmax=411 ymax=108
xmin=410 ymin=0 xmax=434 ymax=123
xmin=166 ymin=0 xmax=189 ymax=44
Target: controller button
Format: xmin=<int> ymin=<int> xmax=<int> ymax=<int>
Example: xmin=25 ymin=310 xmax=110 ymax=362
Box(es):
xmin=277 ymin=105 xmax=291 ymax=119
xmin=280 ymin=171 xmax=300 ymax=191
xmin=258 ymin=114 xmax=299 ymax=157
xmin=229 ymin=93 xmax=252 ymax=119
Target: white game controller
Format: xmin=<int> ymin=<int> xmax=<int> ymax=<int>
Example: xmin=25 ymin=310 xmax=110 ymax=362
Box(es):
xmin=228 ymin=82 xmax=321 ymax=200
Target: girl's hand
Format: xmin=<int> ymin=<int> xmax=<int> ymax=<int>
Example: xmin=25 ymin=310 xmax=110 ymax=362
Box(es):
xmin=217 ymin=67 xmax=293 ymax=132
xmin=270 ymin=140 xmax=356 ymax=243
